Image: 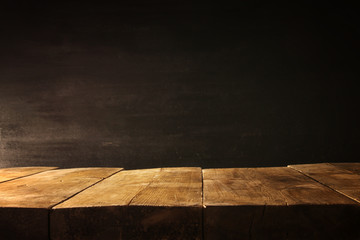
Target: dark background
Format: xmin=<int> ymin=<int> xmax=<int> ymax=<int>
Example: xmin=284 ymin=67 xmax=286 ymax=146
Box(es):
xmin=0 ymin=1 xmax=359 ymax=169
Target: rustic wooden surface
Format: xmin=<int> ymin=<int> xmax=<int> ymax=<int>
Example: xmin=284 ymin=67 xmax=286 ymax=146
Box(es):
xmin=0 ymin=167 xmax=122 ymax=240
xmin=0 ymin=166 xmax=57 ymax=183
xmin=129 ymin=167 xmax=202 ymax=207
xmin=51 ymin=167 xmax=202 ymax=240
xmin=289 ymin=163 xmax=360 ymax=203
xmin=0 ymin=163 xmax=359 ymax=239
xmin=203 ymin=166 xmax=360 ymax=239
xmin=330 ymin=162 xmax=360 ymax=175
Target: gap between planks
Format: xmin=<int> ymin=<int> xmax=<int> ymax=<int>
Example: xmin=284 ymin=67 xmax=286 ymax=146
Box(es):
xmin=127 ymin=168 xmax=162 ymax=206
xmin=48 ymin=168 xmax=124 ymax=240
xmin=287 ymin=165 xmax=360 ymax=204
xmin=0 ymin=167 xmax=58 ymax=184
xmin=50 ymin=168 xmax=124 ymax=209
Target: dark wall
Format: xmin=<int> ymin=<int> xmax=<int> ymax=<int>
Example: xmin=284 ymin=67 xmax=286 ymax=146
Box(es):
xmin=0 ymin=2 xmax=359 ymax=168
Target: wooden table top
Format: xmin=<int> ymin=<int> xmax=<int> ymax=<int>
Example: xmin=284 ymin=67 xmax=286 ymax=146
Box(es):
xmin=0 ymin=163 xmax=359 ymax=240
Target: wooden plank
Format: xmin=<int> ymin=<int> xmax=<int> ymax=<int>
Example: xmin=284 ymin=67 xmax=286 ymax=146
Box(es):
xmin=330 ymin=162 xmax=360 ymax=175
xmin=0 ymin=166 xmax=57 ymax=183
xmin=129 ymin=167 xmax=202 ymax=206
xmin=51 ymin=167 xmax=202 ymax=240
xmin=289 ymin=163 xmax=360 ymax=203
xmin=54 ymin=168 xmax=161 ymax=208
xmin=203 ymin=167 xmax=360 ymax=240
xmin=0 ymin=167 xmax=122 ymax=240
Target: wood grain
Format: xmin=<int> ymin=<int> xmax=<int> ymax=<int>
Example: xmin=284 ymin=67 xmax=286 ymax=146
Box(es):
xmin=54 ymin=168 xmax=161 ymax=208
xmin=203 ymin=167 xmax=360 ymax=239
xmin=330 ymin=162 xmax=360 ymax=175
xmin=0 ymin=166 xmax=57 ymax=183
xmin=0 ymin=164 xmax=359 ymax=239
xmin=51 ymin=167 xmax=202 ymax=240
xmin=130 ymin=167 xmax=202 ymax=207
xmin=0 ymin=167 xmax=122 ymax=240
xmin=289 ymin=163 xmax=360 ymax=203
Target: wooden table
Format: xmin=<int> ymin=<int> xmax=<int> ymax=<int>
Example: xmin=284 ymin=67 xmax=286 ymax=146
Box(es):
xmin=0 ymin=167 xmax=122 ymax=239
xmin=0 ymin=163 xmax=359 ymax=239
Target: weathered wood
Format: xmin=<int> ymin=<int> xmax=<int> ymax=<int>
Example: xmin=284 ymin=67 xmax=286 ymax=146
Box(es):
xmin=0 ymin=166 xmax=57 ymax=183
xmin=203 ymin=167 xmax=360 ymax=239
xmin=330 ymin=162 xmax=360 ymax=175
xmin=129 ymin=167 xmax=202 ymax=206
xmin=1 ymin=164 xmax=359 ymax=239
xmin=51 ymin=167 xmax=202 ymax=240
xmin=53 ymin=168 xmax=161 ymax=208
xmin=0 ymin=167 xmax=122 ymax=240
xmin=289 ymin=163 xmax=360 ymax=203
